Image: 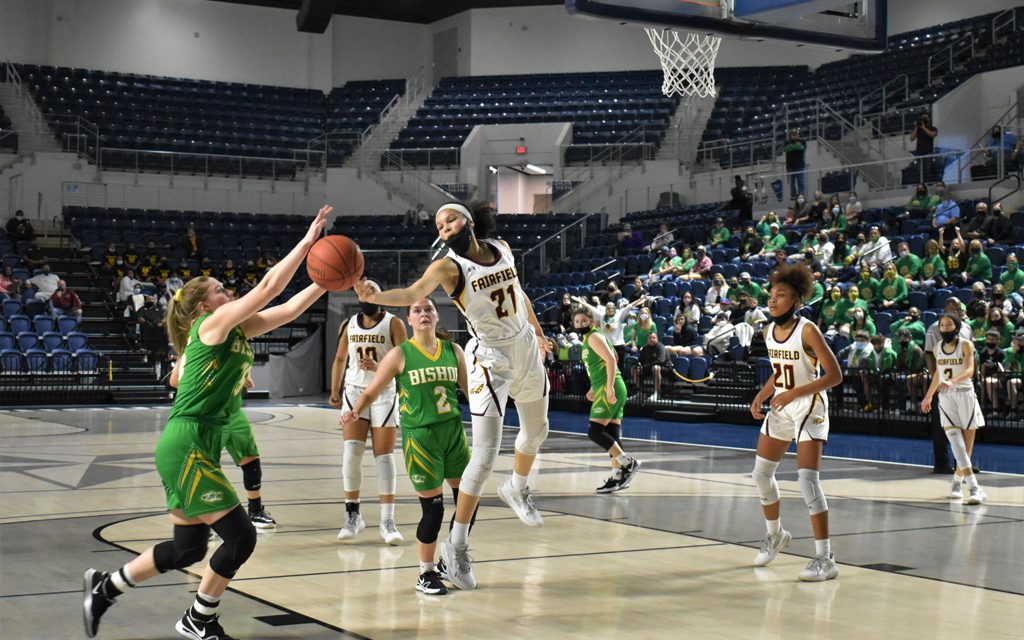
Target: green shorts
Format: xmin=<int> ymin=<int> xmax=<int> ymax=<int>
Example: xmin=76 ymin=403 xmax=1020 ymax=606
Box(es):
xmin=221 ymin=410 xmax=260 ymax=465
xmin=401 ymin=416 xmax=471 ymax=492
xmin=156 ymin=417 xmax=240 ymax=518
xmin=589 ymin=378 xmax=628 ymax=421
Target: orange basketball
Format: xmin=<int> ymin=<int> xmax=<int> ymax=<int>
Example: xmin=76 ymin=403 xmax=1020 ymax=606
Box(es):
xmin=306 ymin=235 xmax=364 ymax=292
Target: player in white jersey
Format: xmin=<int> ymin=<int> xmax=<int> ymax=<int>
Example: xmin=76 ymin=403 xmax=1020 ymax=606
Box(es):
xmin=749 ymin=264 xmax=843 ymax=582
xmin=921 ymin=314 xmax=987 ymax=505
xmin=330 ymin=280 xmax=408 ymax=544
xmin=356 ymin=201 xmax=550 ymax=590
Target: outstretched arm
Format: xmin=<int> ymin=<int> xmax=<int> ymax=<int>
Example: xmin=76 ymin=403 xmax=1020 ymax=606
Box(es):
xmin=240 ymin=283 xmax=326 ymax=339
xmin=356 ymin=258 xmax=456 ymax=307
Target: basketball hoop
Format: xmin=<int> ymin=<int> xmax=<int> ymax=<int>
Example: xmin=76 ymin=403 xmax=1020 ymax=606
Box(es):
xmin=645 ymin=28 xmax=721 ymax=98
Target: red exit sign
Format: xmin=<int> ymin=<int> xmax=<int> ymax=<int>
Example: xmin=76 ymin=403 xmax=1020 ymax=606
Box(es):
xmin=516 ymin=145 xmax=527 ymax=154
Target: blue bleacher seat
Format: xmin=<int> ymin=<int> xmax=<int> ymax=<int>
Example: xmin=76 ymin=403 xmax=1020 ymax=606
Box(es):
xmin=17 ymin=332 xmax=39 ymax=351
xmin=2 ymin=299 xmax=21 ymax=318
xmin=0 ymin=331 xmax=15 ymax=350
xmin=688 ymin=356 xmax=709 ymax=381
xmin=9 ymin=314 xmax=31 ymax=334
xmin=25 ymin=348 xmax=48 ymax=372
xmin=0 ymin=348 xmax=23 ymax=372
xmin=51 ymin=348 xmax=73 ymax=372
xmin=58 ymin=316 xmax=80 ymax=335
xmin=41 ymin=331 xmax=63 ymax=352
xmin=75 ymin=348 xmax=99 ymax=372
xmin=673 ymin=356 xmax=690 ymax=378
xmin=907 ymin=291 xmax=929 ymax=310
xmin=33 ymin=314 xmax=55 ymax=334
xmin=67 ymin=331 xmax=89 ymax=352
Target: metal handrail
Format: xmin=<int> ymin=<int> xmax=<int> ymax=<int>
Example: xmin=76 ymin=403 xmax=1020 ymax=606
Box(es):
xmin=993 ymin=7 xmax=1018 ymax=40
xmin=2 ymin=61 xmax=44 ymax=137
xmin=988 ymin=174 xmax=1022 ymax=208
xmin=927 ymin=32 xmax=975 ymax=86
xmin=858 ymin=74 xmax=909 ymax=117
xmin=97 ymin=146 xmax=311 ymax=179
xmin=518 ymin=212 xmax=601 ymax=286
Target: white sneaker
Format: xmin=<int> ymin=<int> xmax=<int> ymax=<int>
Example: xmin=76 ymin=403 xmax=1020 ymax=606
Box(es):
xmin=949 ymin=479 xmax=963 ymax=500
xmin=497 ymin=478 xmax=544 ymax=527
xmin=963 ymin=485 xmax=987 ymax=505
xmin=379 ymin=519 xmax=404 ymax=545
xmin=753 ymin=529 xmax=791 ymax=567
xmin=337 ymin=511 xmax=366 ymax=540
xmin=439 ymin=539 xmax=477 ymax=590
xmin=798 ymin=552 xmax=839 ymax=582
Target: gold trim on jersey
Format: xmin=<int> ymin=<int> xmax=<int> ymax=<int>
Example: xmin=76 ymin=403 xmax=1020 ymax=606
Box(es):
xmin=409 ymin=338 xmax=443 ymax=362
xmin=404 ymin=437 xmax=435 ymax=475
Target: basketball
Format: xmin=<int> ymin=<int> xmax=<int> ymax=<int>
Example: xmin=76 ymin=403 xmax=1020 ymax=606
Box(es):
xmin=307 ymin=235 xmax=364 ymax=291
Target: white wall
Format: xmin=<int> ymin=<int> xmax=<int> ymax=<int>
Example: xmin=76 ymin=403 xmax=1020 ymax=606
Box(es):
xmin=1 ymin=0 xmax=335 ymax=90
xmin=933 ymin=65 xmax=1024 ymax=153
xmin=331 ymin=15 xmax=430 ymax=86
xmin=887 ymin=0 xmax=1019 ymax=35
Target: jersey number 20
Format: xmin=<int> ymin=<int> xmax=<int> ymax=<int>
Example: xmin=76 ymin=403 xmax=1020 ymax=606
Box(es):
xmin=772 ymin=363 xmax=795 ymax=390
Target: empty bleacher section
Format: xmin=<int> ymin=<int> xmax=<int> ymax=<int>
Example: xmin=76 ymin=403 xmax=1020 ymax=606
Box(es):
xmin=699 ymin=9 xmax=1024 ymax=169
xmin=389 ymin=71 xmax=678 ymax=167
xmin=11 ymin=64 xmax=405 ymax=176
xmin=320 ymin=79 xmax=406 ymax=165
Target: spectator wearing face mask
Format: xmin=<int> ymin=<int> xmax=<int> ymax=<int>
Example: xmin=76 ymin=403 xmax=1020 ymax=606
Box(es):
xmin=679 ymin=246 xmax=712 ymax=281
xmin=845 ymin=192 xmax=862 ymax=228
xmin=893 ymin=242 xmax=921 ymax=285
xmin=6 ymin=209 xmax=34 ymax=243
xmin=913 ymin=239 xmax=947 ymax=288
xmin=890 ymin=307 xmax=926 ymax=347
xmin=49 ymin=279 xmax=82 ymax=318
xmin=819 ymin=286 xmax=844 ymax=334
xmin=702 ymin=313 xmax=734 ymax=357
xmin=737 ymin=227 xmax=763 ymax=263
xmin=117 ymin=269 xmax=152 ymax=304
xmin=836 ymin=286 xmax=869 ymax=337
xmin=648 ymin=246 xmax=672 ymax=281
xmin=854 ymin=268 xmax=882 ymax=310
xmin=566 ymin=332 xmax=584 ymax=361
xmin=26 ymin=263 xmax=60 ymax=302
xmin=708 ymin=218 xmax=731 ymax=247
xmin=931 ymin=187 xmax=960 ymax=230
xmin=906 ymin=183 xmax=940 ymax=219
xmin=962 ymin=239 xmax=993 ymax=285
xmin=861 ymin=334 xmax=897 ymax=412
xmin=1000 ymin=254 xmax=1024 ymax=308
xmin=836 ymin=330 xmax=871 ymax=408
xmin=977 ymin=329 xmax=1005 ymax=413
xmin=704 ymin=275 xmax=730 ymax=316
xmin=848 ymin=306 xmax=876 ymax=338
xmin=976 ymin=307 xmax=1013 ymax=349
xmin=733 ymin=272 xmax=763 ymax=304
xmin=1003 ymin=330 xmax=1024 ymax=413
xmin=878 ymin=264 xmax=909 ymax=310
xmin=860 ymin=227 xmax=891 ymax=275
xmin=759 ymin=223 xmax=787 ymax=258
xmin=894 ymin=328 xmax=927 ymax=413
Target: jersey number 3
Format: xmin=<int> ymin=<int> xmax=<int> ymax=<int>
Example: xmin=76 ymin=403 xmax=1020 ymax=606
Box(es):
xmin=490 ymin=285 xmax=519 ymax=319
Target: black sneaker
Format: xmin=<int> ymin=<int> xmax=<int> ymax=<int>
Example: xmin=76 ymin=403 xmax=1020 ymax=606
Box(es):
xmin=416 ymin=571 xmax=449 ymax=595
xmin=249 ymin=509 xmax=277 ymax=529
xmin=436 ymin=557 xmax=448 ymax=581
xmin=82 ymin=568 xmax=115 ymax=638
xmin=595 ymin=475 xmax=621 ymax=494
xmin=618 ymin=458 xmax=642 ymax=490
xmin=175 ymin=610 xmax=237 ymax=640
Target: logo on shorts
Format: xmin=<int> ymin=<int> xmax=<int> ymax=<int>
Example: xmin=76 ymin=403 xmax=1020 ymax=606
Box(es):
xmin=813 ymin=416 xmax=826 ymax=425
xmin=200 ymin=490 xmax=223 ymax=504
xmin=470 ymin=384 xmax=485 ymax=395
xmin=594 ymin=406 xmax=606 ymax=414
xmin=410 ymin=474 xmax=427 ymax=484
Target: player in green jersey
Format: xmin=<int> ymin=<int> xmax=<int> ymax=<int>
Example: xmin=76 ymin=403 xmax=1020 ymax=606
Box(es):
xmin=573 ymin=309 xmax=642 ymax=494
xmin=84 ymin=206 xmax=329 ymax=640
xmin=342 ymin=297 xmax=471 ymax=596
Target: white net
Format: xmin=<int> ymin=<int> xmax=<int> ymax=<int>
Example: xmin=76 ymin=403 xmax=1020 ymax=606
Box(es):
xmin=645 ymin=28 xmax=722 ymax=98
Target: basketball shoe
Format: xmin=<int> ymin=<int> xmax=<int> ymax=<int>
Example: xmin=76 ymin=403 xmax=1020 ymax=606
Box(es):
xmin=175 ymin=609 xmax=237 ymax=640
xmin=249 ymin=509 xmax=276 ymax=529
xmin=379 ymin=519 xmax=404 ymax=545
xmin=964 ymin=485 xmax=987 ymax=505
xmin=82 ymin=569 xmax=116 ymax=638
xmin=416 ymin=571 xmax=449 ymax=595
xmin=497 ymin=478 xmax=543 ymax=526
xmin=617 ymin=458 xmax=642 ymax=490
xmin=439 ymin=538 xmax=477 ymax=590
xmin=337 ymin=511 xmax=366 ymax=540
xmin=798 ymin=552 xmax=839 ymax=582
xmin=949 ymin=478 xmax=963 ymax=500
xmin=753 ymin=529 xmax=791 ymax=567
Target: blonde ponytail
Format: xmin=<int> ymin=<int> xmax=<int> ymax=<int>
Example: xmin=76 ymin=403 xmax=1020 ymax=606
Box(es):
xmin=165 ymin=277 xmax=212 ymax=355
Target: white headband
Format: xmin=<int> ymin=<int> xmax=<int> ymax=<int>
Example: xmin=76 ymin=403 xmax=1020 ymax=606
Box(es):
xmin=437 ymin=203 xmax=473 ymax=223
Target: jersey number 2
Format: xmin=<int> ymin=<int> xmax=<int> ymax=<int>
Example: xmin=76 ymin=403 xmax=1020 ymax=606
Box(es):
xmin=434 ymin=386 xmax=451 ymax=415
xmin=490 ymin=285 xmax=518 ymax=319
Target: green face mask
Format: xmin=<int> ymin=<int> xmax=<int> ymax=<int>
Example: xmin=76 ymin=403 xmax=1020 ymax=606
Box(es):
xmin=831 ymin=292 xmax=841 ymax=301
xmin=849 ymin=292 xmax=859 ymax=301
xmin=1008 ymin=263 xmax=1019 ymax=271
xmin=860 ymin=272 xmax=871 ymax=281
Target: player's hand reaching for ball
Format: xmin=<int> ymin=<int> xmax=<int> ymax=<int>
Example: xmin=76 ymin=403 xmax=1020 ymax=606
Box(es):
xmin=355 ymin=279 xmax=379 ymax=303
xmin=304 ymin=205 xmax=332 ymax=246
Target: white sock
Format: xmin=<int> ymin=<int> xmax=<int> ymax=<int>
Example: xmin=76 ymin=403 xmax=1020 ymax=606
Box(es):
xmin=815 ymin=539 xmax=831 ymax=557
xmin=110 ymin=566 xmax=135 ymax=592
xmin=511 ymin=472 xmax=528 ymax=491
xmin=380 ymin=502 xmax=395 ymax=521
xmin=193 ymin=590 xmax=221 ymax=616
xmin=419 ymin=561 xmax=435 ymax=573
xmin=766 ymin=518 xmax=781 ymax=535
xmin=964 ymin=472 xmax=980 ymax=489
xmin=451 ymin=522 xmax=470 ymax=546
xmin=616 ymin=453 xmax=630 ymax=466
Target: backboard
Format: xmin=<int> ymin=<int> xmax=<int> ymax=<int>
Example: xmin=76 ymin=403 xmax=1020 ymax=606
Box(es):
xmin=566 ymin=0 xmax=888 ymax=52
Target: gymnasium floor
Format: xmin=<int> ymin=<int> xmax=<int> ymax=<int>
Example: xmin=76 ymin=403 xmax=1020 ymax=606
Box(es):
xmin=1 ymin=403 xmax=1021 ymax=639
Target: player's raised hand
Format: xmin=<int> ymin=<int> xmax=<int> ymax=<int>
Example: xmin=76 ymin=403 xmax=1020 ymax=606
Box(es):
xmin=304 ymin=205 xmax=331 ymax=245
xmin=354 ymin=279 xmax=378 ymax=303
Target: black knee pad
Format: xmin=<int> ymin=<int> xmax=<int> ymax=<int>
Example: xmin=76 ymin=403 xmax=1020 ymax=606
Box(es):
xmin=209 ymin=505 xmax=258 ymax=579
xmin=153 ymin=524 xmax=210 ymax=573
xmin=416 ymin=495 xmax=444 ymax=544
xmin=604 ymin=423 xmax=622 ymax=448
xmin=240 ymin=458 xmax=262 ymax=492
xmin=588 ymin=421 xmax=616 ymax=451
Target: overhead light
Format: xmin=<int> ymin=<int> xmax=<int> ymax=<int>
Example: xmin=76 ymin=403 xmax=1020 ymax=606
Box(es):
xmin=524 ymin=164 xmax=547 ymax=174
xmin=488 ymin=166 xmax=498 ymax=174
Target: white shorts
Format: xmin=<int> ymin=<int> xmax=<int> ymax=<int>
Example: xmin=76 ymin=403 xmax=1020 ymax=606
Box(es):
xmin=760 ymin=392 xmax=829 ymax=443
xmin=343 ymin=385 xmax=398 ymax=427
xmin=937 ymin=388 xmax=985 ymax=430
xmin=466 ymin=331 xmax=548 ymax=418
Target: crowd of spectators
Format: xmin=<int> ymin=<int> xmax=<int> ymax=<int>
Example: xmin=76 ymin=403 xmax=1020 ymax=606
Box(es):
xmin=542 ymin=181 xmax=1024 ymax=419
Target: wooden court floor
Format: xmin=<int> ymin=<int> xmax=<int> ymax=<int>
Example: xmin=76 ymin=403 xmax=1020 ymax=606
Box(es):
xmin=0 ymin=404 xmax=1021 ymax=639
